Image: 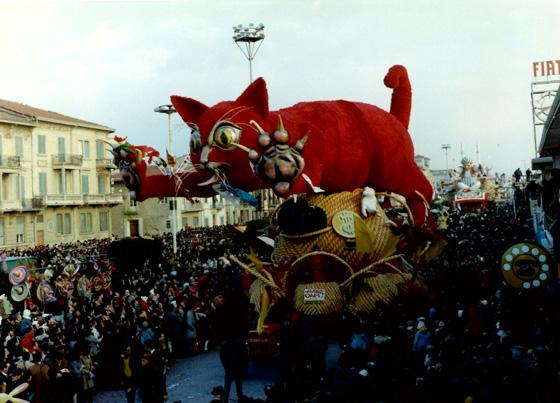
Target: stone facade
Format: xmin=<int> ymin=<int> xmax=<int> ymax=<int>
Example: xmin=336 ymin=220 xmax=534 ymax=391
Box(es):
xmin=0 ymin=99 xmax=122 ymax=248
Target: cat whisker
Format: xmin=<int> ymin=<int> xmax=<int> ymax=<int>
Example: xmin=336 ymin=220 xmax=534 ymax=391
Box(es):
xmin=233 ymin=143 xmax=251 ymax=152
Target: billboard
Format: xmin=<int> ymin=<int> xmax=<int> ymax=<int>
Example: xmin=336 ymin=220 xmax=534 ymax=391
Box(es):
xmin=533 ymin=60 xmax=560 ymax=78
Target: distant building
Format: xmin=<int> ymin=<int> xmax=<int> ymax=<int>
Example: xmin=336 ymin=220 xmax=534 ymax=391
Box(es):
xmin=110 ymin=163 xmax=280 ymax=238
xmin=0 ymin=99 xmax=122 ymax=248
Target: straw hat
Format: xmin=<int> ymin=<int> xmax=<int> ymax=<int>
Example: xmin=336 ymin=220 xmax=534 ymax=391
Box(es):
xmin=9 ymin=265 xmax=28 ymax=285
xmin=11 ymin=283 xmax=30 ymax=302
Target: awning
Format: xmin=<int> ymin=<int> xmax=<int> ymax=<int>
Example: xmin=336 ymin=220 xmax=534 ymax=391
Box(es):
xmin=538 ymin=85 xmax=560 ymax=155
xmin=531 ymin=156 xmax=553 ymax=170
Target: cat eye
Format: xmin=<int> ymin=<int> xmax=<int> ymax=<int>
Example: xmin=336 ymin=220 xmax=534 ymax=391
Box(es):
xmin=208 ymin=121 xmax=241 ymax=150
xmin=190 ymin=127 xmax=202 ymax=153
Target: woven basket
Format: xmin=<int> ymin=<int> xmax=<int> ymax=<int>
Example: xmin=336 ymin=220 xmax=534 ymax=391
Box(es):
xmin=271 ymin=189 xmax=400 ymax=270
xmin=347 ymin=273 xmax=400 ymax=314
xmin=293 ymin=282 xmax=343 ymax=315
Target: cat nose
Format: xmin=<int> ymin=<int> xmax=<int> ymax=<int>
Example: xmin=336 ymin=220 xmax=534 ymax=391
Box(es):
xmin=200 ymin=146 xmax=210 ymax=165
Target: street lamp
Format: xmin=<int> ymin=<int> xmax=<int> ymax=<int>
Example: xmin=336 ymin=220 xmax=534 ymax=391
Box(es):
xmin=154 ymin=104 xmax=178 ymax=255
xmin=233 ymin=23 xmax=265 ymax=83
xmin=441 ymin=144 xmax=451 ymax=171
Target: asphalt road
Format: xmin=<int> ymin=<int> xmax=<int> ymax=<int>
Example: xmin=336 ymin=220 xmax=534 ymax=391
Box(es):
xmin=94 ymin=348 xmax=280 ymax=403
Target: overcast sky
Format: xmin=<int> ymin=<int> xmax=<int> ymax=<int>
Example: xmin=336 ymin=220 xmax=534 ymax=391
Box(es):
xmin=1 ymin=0 xmax=559 ymax=174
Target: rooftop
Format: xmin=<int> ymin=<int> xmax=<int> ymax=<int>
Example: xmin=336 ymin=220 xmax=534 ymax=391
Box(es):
xmin=0 ymin=98 xmax=114 ymax=132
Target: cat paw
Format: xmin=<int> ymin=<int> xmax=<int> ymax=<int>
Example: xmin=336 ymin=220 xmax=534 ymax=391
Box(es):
xmin=248 ymin=115 xmax=308 ymax=196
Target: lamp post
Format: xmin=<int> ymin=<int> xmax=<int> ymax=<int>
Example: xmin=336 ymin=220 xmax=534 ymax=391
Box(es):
xmin=233 ymin=23 xmax=265 ymax=83
xmin=154 ymin=104 xmax=178 ymax=255
xmin=441 ymin=144 xmax=451 ymax=171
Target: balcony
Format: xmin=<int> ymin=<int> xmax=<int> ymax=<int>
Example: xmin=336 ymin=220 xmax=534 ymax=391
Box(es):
xmin=0 ymin=155 xmax=22 ymax=170
xmin=83 ymin=194 xmax=106 ymax=205
xmin=185 ymin=201 xmax=204 ymax=211
xmin=31 ymin=196 xmax=45 ymax=208
xmin=96 ymin=158 xmax=115 ymax=169
xmin=0 ymin=200 xmax=22 ymax=211
xmin=124 ymin=205 xmax=138 ymax=215
xmin=52 ymin=154 xmax=83 ymax=168
xmin=22 ymin=198 xmax=43 ymax=211
xmin=105 ymin=193 xmax=124 ymax=205
xmin=41 ymin=194 xmax=84 ymax=206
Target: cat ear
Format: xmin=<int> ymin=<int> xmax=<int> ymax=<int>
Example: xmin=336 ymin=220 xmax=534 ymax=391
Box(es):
xmin=170 ymin=96 xmax=209 ymax=123
xmin=234 ymin=77 xmax=269 ymax=117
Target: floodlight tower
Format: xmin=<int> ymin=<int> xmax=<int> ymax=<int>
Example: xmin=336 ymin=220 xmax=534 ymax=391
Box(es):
xmin=154 ymin=104 xmax=178 ymax=255
xmin=441 ymin=144 xmax=451 ymax=171
xmin=233 ymin=23 xmax=265 ymax=83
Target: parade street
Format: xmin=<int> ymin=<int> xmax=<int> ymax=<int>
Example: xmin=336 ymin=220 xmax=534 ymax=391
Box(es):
xmin=96 ymin=342 xmax=342 ymax=402
xmin=96 ymin=348 xmax=276 ymax=402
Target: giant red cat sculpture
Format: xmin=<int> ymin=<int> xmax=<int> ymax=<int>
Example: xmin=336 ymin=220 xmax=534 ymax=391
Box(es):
xmin=114 ymin=65 xmax=433 ymax=225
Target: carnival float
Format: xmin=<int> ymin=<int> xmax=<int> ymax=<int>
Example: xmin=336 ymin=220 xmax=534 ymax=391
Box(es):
xmin=439 ymin=157 xmax=501 ymax=211
xmin=112 ymin=65 xmax=444 ymax=330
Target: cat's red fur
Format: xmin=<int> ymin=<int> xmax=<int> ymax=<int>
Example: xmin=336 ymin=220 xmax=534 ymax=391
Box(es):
xmin=170 ymin=65 xmax=433 ymax=225
xmin=116 ymin=65 xmax=433 ymax=225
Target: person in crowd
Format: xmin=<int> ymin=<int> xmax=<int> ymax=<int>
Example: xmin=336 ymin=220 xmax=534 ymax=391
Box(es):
xmin=0 ymin=202 xmax=557 ymax=403
xmin=213 ymin=292 xmax=249 ymax=403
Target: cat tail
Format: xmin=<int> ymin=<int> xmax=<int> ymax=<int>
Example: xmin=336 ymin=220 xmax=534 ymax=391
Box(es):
xmin=383 ymin=65 xmax=412 ymax=129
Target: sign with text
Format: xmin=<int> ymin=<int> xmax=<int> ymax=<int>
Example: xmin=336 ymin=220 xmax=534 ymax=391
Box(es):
xmin=532 ymin=60 xmax=560 ymax=78
xmin=303 ymin=288 xmax=326 ymax=302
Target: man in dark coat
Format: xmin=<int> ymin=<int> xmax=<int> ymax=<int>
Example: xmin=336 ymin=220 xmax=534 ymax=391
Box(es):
xmin=212 ymin=292 xmax=249 ymax=403
xmin=137 ymin=352 xmax=165 ymax=403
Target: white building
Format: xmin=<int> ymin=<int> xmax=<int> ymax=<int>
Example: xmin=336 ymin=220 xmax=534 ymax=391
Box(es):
xmin=0 ymin=99 xmax=122 ymax=248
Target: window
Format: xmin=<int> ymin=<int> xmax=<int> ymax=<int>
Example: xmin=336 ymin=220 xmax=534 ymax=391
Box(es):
xmin=64 ymin=213 xmax=71 ymax=234
xmin=57 ymin=172 xmax=64 ymax=193
xmin=204 ymin=217 xmax=209 ymax=227
xmin=56 ymin=214 xmax=63 ymax=235
xmin=57 ymin=137 xmax=65 ymax=154
xmin=81 ymin=175 xmax=89 ymax=195
xmin=166 ymin=219 xmax=171 ymax=229
xmin=80 ymin=140 xmax=90 ymax=159
xmin=80 ymin=213 xmax=92 ymax=233
xmin=159 ymin=197 xmax=168 ymax=204
xmin=97 ymin=175 xmax=106 ymax=194
xmin=36 ymin=215 xmax=43 ymax=223
xmin=96 ymin=140 xmax=105 ymax=159
xmin=16 ymin=175 xmax=25 ymax=200
xmin=15 ymin=137 xmax=23 ymax=158
xmin=38 ymin=135 xmax=46 ymax=154
xmin=16 ymin=216 xmax=25 ymax=243
xmin=38 ymin=172 xmax=47 ymax=195
xmin=99 ymin=211 xmax=109 ymax=231
xmin=220 ymin=216 xmax=225 ymax=225
xmin=0 ymin=218 xmax=4 ymax=245
xmin=193 ymin=216 xmax=199 ymax=227
xmin=57 ymin=213 xmax=72 ymax=235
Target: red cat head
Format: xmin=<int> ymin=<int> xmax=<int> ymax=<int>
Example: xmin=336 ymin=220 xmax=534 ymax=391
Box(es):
xmin=171 ymin=78 xmax=274 ymax=192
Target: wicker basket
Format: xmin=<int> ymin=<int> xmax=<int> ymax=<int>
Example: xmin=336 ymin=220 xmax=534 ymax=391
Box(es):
xmin=271 ymin=189 xmax=401 ymax=271
xmin=293 ymin=282 xmax=343 ymax=315
xmin=347 ymin=272 xmax=400 ymax=314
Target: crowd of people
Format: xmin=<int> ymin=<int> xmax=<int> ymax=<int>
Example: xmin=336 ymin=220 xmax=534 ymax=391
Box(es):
xmin=0 ymin=182 xmax=559 ymax=403
xmin=0 ymin=227 xmax=258 ymax=403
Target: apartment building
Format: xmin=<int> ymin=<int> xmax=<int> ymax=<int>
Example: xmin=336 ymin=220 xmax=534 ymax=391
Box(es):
xmin=0 ymin=99 xmax=123 ymax=248
xmin=111 ymin=176 xmax=261 ymax=238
